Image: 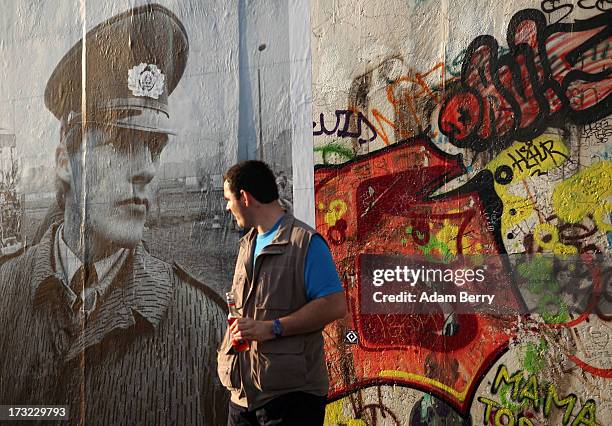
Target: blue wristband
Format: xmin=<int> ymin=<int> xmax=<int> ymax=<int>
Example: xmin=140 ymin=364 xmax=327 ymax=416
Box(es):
xmin=272 ymin=319 xmax=283 ymax=338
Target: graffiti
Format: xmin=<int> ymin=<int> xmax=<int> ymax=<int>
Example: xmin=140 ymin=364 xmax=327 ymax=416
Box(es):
xmin=539 ymin=0 xmax=612 ymax=23
xmin=447 ymin=49 xmax=468 ymax=79
xmin=312 ymin=1 xmax=611 ymax=424
xmin=409 ymin=392 xmax=467 ymax=425
xmin=479 ymin=138 xmax=612 ymax=257
xmin=324 ymin=385 xmax=459 ymax=426
xmin=313 ymin=141 xmax=357 ymax=164
xmin=317 ymin=60 xmax=447 ymax=150
xmin=581 ymin=119 xmax=611 ymax=144
xmin=541 ymin=0 xmax=575 ymax=24
xmin=496 ymin=139 xmax=569 ymax=176
xmin=318 ymin=199 xmax=349 ymax=245
xmin=484 ymin=134 xmax=570 ymax=234
xmin=552 ymin=161 xmax=612 ymax=230
xmin=514 ymin=250 xmax=612 ymax=326
xmin=313 ymin=110 xmax=378 ymax=144
xmin=578 ymin=0 xmax=612 ymax=13
xmin=439 ymin=9 xmax=611 ymax=153
xmin=404 ymin=225 xmax=455 ymax=262
xmin=505 ymin=138 xmax=569 ymax=176
xmin=326 ymin=397 xmax=402 ymax=426
xmin=517 ymin=255 xmax=573 ymax=323
xmin=316 ymin=135 xmax=520 ymax=414
xmin=522 ymin=339 xmax=549 ymax=375
xmin=447 ymin=46 xmax=511 ymax=79
xmin=320 ymin=199 xmax=348 ymax=227
xmin=477 ymin=365 xmax=601 ymax=425
xmin=520 ymin=214 xmax=607 ymax=255
xmin=380 ymin=63 xmax=446 ymax=140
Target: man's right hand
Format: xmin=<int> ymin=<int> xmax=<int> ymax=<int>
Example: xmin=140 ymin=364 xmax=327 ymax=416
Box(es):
xmin=231 ymin=317 xmax=275 ymax=342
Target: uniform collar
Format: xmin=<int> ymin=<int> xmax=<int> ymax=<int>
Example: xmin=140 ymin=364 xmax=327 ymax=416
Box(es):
xmin=31 ymin=221 xmax=174 ymax=360
xmin=31 ymin=222 xmax=64 ymax=301
xmin=55 ymin=222 xmax=126 ymax=286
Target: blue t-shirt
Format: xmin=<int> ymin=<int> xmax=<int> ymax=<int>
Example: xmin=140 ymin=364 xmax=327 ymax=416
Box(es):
xmin=253 ymin=216 xmax=343 ymax=301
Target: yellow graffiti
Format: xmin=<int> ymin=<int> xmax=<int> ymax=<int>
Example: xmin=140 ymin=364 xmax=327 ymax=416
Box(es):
xmin=435 ymin=220 xmax=482 ymax=255
xmin=593 ymin=201 xmax=612 ymax=232
xmin=533 ymin=223 xmax=556 ymax=250
xmin=487 ymin=366 xmax=600 ymax=426
xmin=324 ymin=399 xmax=367 ymax=426
xmin=486 ymin=135 xmax=569 ymax=235
xmin=379 ymin=370 xmax=468 ymax=401
xmin=532 ymin=223 xmax=578 ymax=255
xmin=321 ymin=199 xmax=348 ymax=226
xmin=553 ymin=161 xmax=612 ymax=226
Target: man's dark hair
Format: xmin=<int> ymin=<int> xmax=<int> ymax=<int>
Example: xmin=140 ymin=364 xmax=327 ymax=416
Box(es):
xmin=223 ymin=160 xmax=279 ymax=203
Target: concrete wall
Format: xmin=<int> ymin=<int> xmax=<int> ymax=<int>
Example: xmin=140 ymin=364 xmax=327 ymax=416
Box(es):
xmin=311 ymin=1 xmax=611 ymax=424
xmin=0 ymin=0 xmax=609 ymax=424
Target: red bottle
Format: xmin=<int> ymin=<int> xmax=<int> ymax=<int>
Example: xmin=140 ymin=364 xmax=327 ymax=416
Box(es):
xmin=226 ymin=291 xmax=250 ymax=352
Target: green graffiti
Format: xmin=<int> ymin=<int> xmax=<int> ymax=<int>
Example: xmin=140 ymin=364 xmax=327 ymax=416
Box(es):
xmin=539 ymin=294 xmax=569 ymax=324
xmin=446 ymin=45 xmax=510 ymax=78
xmin=499 ymin=383 xmax=527 ymax=412
xmin=314 ymin=142 xmax=356 ymax=164
xmin=517 ymin=256 xmax=570 ymax=324
xmin=404 ymin=226 xmax=454 ymax=263
xmin=523 ymin=340 xmax=548 ymax=375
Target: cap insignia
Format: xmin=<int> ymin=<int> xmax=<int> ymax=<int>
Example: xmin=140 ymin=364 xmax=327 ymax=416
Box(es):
xmin=128 ymin=63 xmax=165 ymax=99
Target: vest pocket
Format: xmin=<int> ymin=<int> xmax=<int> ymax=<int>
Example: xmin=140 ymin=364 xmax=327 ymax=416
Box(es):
xmin=217 ymin=332 xmax=240 ymax=389
xmin=217 ymin=351 xmax=239 ymax=390
xmin=255 ymin=337 xmax=306 ymax=391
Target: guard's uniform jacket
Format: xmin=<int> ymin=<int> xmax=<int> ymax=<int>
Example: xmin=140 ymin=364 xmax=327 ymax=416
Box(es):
xmin=0 ymin=223 xmax=229 ymax=425
xmin=217 ymin=213 xmax=329 ymax=410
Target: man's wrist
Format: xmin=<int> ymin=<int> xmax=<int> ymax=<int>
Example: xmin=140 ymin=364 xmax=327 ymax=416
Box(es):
xmin=261 ymin=320 xmax=276 ymax=341
xmin=272 ymin=318 xmax=284 ymax=338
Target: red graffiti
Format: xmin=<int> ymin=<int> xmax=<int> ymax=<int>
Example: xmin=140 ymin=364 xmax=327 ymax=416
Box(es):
xmin=439 ymin=9 xmax=611 ymax=152
xmin=567 ymin=354 xmax=612 ymax=378
xmin=316 ymin=136 xmax=522 ymax=414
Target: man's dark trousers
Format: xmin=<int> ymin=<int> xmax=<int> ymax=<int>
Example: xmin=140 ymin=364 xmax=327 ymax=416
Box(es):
xmin=228 ymin=392 xmax=326 ymax=426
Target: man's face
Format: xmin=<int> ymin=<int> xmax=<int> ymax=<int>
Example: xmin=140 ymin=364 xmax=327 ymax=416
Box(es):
xmin=67 ymin=125 xmax=167 ymax=248
xmin=224 ymin=180 xmax=249 ymax=229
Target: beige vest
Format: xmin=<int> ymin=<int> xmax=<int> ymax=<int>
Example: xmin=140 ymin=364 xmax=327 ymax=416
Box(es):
xmin=217 ymin=214 xmax=329 ymax=409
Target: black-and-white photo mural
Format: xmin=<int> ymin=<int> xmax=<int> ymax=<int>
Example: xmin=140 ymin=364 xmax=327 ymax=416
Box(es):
xmin=0 ymin=1 xmax=312 ymax=424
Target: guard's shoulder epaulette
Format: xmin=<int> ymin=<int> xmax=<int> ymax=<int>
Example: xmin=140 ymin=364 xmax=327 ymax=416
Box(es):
xmin=172 ymin=262 xmax=228 ymax=314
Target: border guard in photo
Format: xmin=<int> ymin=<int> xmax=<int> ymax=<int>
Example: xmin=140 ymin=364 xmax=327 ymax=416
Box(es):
xmin=0 ymin=4 xmax=228 ymax=425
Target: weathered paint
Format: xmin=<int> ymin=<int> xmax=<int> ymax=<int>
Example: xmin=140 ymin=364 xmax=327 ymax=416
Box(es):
xmin=312 ymin=1 xmax=611 ymax=424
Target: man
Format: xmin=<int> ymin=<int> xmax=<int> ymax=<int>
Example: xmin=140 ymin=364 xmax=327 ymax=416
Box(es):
xmin=0 ymin=5 xmax=228 ymax=425
xmin=218 ymin=160 xmax=346 ymax=425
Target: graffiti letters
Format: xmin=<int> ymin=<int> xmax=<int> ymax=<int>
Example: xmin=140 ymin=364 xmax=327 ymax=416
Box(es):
xmin=506 ymin=138 xmax=570 ymax=176
xmin=578 ymin=0 xmax=612 ymax=13
xmin=478 ymin=365 xmax=601 ymax=425
xmin=582 ymin=119 xmax=611 ymax=144
xmin=541 ymin=0 xmax=575 ymax=24
xmin=439 ymin=9 xmax=611 ymax=152
xmin=315 ymin=61 xmax=447 ymax=149
xmin=313 ymin=110 xmax=378 ymax=144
